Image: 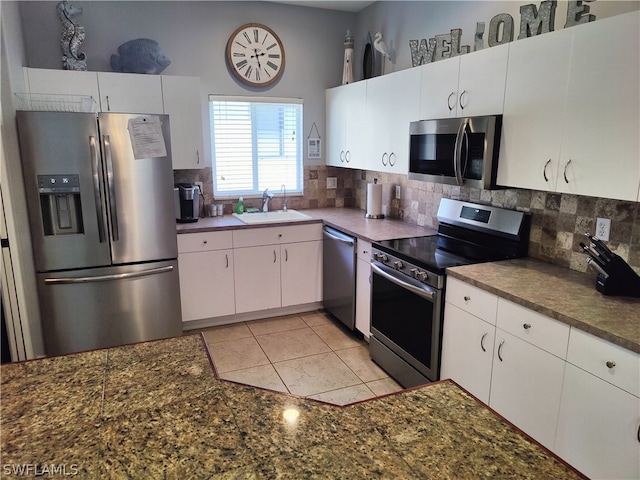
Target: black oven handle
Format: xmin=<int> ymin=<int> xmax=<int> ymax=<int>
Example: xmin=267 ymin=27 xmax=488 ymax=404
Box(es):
xmin=371 ymin=263 xmax=436 ymax=301
xmin=453 ymin=120 xmax=468 ymax=186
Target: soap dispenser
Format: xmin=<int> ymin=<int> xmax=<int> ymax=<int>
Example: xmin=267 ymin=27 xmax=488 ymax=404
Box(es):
xmin=236 ymin=197 xmax=244 ymax=214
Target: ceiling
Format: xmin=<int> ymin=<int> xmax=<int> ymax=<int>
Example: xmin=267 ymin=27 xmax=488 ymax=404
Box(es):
xmin=266 ymin=1 xmax=375 ymax=12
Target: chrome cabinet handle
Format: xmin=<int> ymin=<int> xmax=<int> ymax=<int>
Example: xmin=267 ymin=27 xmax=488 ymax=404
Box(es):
xmin=523 ymin=323 xmax=531 ymax=330
xmin=105 ymin=95 xmax=110 ymax=111
xmin=345 ymin=150 xmax=351 ymax=163
xmin=459 ymin=90 xmax=467 ymax=110
xmin=340 ymin=150 xmax=345 ymax=163
xmin=563 ymin=159 xmax=572 ymax=183
xmin=447 ymin=92 xmax=456 ymax=111
xmin=196 ymin=150 xmax=200 ymax=165
xmin=480 ymin=332 xmax=488 ymax=352
xmin=285 ymin=249 xmax=288 ymax=262
xmin=273 ymin=250 xmax=277 ymax=263
xmin=606 ymin=361 xmax=616 ymax=369
xmin=637 ymin=424 xmax=640 ymax=444
xmin=497 ymin=339 xmax=505 ymax=362
xmin=389 ymin=152 xmax=396 ymax=166
xmin=381 ymin=152 xmax=388 ymax=166
xmin=543 ymin=159 xmax=551 ymax=182
xmin=225 ymin=254 xmax=229 ymax=268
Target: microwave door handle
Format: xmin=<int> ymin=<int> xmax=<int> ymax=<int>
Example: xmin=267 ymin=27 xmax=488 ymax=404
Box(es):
xmin=453 ymin=120 xmax=468 ymax=186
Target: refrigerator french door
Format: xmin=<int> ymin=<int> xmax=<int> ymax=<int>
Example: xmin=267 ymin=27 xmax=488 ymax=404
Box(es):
xmin=17 ymin=111 xmax=182 ymax=356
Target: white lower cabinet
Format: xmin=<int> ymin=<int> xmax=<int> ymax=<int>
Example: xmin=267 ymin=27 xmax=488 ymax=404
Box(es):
xmin=280 ymin=240 xmax=322 ymax=307
xmin=555 ymin=329 xmax=640 ymax=480
xmin=442 ymin=277 xmax=640 ymax=477
xmin=441 ymin=303 xmax=495 ymax=404
xmin=489 ymin=329 xmax=566 ymax=451
xmin=177 ymin=232 xmax=235 ymax=322
xmin=234 ymin=245 xmax=282 ymax=314
xmin=355 ymin=240 xmax=372 ymax=339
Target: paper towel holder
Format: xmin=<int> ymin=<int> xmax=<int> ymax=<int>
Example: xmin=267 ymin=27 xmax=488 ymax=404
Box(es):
xmin=365 ymin=178 xmax=385 ymax=219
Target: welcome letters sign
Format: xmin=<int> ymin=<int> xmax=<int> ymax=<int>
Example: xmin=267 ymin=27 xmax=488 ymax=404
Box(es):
xmin=410 ymin=0 xmax=596 ymax=66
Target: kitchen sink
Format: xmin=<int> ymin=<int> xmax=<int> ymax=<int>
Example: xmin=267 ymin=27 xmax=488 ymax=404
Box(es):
xmin=233 ymin=210 xmax=312 ymax=224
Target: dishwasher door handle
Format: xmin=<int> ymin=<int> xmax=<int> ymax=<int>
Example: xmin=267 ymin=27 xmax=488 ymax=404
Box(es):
xmin=323 ymin=228 xmax=355 ymax=246
xmin=371 ymin=263 xmax=436 ymax=301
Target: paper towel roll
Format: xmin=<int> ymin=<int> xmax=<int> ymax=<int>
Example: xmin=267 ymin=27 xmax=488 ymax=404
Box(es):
xmin=366 ymin=182 xmax=384 ymax=219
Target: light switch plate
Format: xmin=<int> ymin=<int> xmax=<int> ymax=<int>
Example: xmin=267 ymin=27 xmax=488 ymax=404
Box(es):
xmin=395 ymin=185 xmax=401 ymax=199
xmin=327 ymin=177 xmax=337 ymax=189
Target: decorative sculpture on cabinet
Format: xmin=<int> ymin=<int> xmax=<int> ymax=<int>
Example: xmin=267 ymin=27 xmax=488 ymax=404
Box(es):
xmin=58 ymin=0 xmax=87 ymax=71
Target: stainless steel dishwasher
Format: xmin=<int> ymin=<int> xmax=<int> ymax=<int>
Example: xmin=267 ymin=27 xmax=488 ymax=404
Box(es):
xmin=322 ymin=226 xmax=356 ymax=330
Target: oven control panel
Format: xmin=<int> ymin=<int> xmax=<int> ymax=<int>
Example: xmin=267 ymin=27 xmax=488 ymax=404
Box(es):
xmin=372 ymin=249 xmax=443 ymax=289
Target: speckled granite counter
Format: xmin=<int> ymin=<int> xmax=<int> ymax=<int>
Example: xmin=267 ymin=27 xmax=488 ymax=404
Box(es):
xmin=448 ymin=258 xmax=640 ymax=353
xmin=176 ymin=207 xmax=437 ymax=242
xmin=0 ymin=334 xmax=585 ymax=479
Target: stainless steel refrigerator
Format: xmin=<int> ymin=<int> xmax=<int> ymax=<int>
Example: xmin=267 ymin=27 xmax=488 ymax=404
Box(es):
xmin=16 ymin=111 xmax=182 ymax=356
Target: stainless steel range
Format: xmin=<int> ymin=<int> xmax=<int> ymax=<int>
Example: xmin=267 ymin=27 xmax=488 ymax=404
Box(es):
xmin=369 ymin=198 xmax=531 ymax=388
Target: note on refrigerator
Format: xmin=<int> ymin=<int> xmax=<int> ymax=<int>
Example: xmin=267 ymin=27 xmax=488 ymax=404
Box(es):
xmin=128 ymin=115 xmax=167 ymax=159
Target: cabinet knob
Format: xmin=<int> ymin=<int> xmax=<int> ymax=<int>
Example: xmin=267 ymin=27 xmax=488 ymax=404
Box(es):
xmin=203 ymin=240 xmax=208 ymax=244
xmin=606 ymin=360 xmax=616 ymax=369
xmin=463 ymin=296 xmax=471 ymax=301
xmin=523 ymin=323 xmax=531 ymax=330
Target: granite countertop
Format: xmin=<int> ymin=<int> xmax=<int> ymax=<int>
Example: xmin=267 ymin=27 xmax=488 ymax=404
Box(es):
xmin=447 ymin=258 xmax=640 ymax=353
xmin=0 ymin=334 xmax=585 ymax=479
xmin=176 ymin=207 xmax=437 ymax=242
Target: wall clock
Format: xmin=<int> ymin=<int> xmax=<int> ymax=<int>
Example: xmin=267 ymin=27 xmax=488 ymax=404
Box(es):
xmin=226 ymin=23 xmax=285 ymax=87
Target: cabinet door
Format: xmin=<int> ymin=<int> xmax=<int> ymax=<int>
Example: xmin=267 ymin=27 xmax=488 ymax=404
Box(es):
xmin=355 ymin=257 xmax=371 ymax=339
xmin=497 ymin=28 xmax=573 ymax=191
xmin=419 ymin=56 xmax=460 ymax=119
xmin=343 ymin=81 xmax=368 ymax=169
xmin=281 ymin=241 xmax=322 ymax=307
xmin=489 ymin=330 xmax=566 ymax=450
xmin=162 ymin=76 xmax=205 ymax=169
xmin=367 ymin=68 xmax=421 ymax=173
xmin=233 ymin=245 xmax=281 ymax=313
xmin=457 ymin=43 xmax=509 ymax=117
xmin=178 ymin=250 xmax=235 ymax=321
xmin=325 ymin=86 xmax=347 ymax=167
xmin=23 ymin=68 xmax=99 ymax=111
xmin=555 ymin=364 xmax=640 ymax=480
xmin=441 ymin=303 xmax=495 ymax=404
xmin=558 ymin=11 xmax=640 ymax=201
xmin=97 ymin=72 xmax=163 ymax=113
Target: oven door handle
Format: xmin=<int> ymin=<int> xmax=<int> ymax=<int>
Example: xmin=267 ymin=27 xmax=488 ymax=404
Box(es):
xmin=371 ymin=263 xmax=436 ymax=301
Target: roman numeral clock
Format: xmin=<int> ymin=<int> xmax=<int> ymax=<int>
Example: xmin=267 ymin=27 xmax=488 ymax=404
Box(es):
xmin=226 ymin=23 xmax=285 ymax=87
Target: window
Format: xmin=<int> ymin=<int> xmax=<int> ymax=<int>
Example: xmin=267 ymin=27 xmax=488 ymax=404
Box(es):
xmin=209 ymin=96 xmax=303 ymax=198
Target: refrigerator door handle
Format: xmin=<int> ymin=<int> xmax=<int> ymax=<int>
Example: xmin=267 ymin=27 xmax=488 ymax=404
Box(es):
xmin=103 ymin=134 xmax=119 ymax=242
xmin=90 ymin=136 xmax=107 ymax=243
xmin=43 ymin=265 xmax=174 ymax=285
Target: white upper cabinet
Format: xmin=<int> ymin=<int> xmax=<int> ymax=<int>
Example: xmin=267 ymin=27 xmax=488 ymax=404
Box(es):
xmin=366 ymin=67 xmax=421 ymax=173
xmin=557 ymin=11 xmax=640 ymax=201
xmin=325 ymin=81 xmax=367 ymax=169
xmin=22 ymin=68 xmax=100 ymax=110
xmin=419 ymin=43 xmax=508 ymax=120
xmin=162 ymin=75 xmax=206 ymax=169
xmin=497 ymin=28 xmax=573 ymax=192
xmin=96 ymin=72 xmax=164 ymax=114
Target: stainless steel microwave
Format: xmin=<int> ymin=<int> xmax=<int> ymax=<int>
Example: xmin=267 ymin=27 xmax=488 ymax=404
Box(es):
xmin=408 ymin=115 xmax=502 ymax=190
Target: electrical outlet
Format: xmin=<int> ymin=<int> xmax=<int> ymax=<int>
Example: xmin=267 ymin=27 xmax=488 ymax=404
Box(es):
xmin=395 ymin=185 xmax=401 ymax=199
xmin=195 ymin=182 xmax=203 ymax=194
xmin=327 ymin=177 xmax=337 ymax=189
xmin=596 ymin=217 xmax=611 ymax=241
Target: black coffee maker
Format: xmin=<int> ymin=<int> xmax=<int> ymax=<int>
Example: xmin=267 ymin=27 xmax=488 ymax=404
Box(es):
xmin=175 ymin=183 xmax=200 ymax=223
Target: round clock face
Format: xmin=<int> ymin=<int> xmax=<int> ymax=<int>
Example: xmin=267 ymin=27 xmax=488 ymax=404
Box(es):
xmin=226 ymin=23 xmax=285 ymax=87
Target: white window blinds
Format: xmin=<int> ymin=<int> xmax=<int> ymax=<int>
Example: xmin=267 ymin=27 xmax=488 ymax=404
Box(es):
xmin=209 ymin=96 xmax=303 ymax=197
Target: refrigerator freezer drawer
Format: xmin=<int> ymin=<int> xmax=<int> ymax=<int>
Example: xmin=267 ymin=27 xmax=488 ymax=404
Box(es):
xmin=37 ymin=260 xmax=182 ymax=356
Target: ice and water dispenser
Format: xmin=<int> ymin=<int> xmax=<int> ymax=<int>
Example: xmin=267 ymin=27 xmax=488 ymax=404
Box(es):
xmin=37 ymin=174 xmax=84 ymax=236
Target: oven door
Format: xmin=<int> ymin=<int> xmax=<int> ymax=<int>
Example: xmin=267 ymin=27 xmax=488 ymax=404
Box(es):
xmin=369 ymin=262 xmax=443 ymax=386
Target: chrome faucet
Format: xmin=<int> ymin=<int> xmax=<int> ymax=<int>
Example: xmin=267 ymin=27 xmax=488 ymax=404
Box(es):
xmin=281 ymin=184 xmax=287 ymax=212
xmin=262 ymin=188 xmax=274 ymax=212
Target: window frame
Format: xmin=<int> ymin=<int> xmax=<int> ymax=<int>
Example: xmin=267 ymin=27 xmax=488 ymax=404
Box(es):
xmin=208 ymin=95 xmax=304 ymax=199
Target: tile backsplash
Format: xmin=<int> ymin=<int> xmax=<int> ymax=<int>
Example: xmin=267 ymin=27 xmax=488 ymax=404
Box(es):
xmin=175 ymin=166 xmax=639 ymax=274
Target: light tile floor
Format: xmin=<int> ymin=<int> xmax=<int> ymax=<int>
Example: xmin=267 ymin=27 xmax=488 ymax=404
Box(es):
xmin=200 ymin=310 xmax=404 ymax=405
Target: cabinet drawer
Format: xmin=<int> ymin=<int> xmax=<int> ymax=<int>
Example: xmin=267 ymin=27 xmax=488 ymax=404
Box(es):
xmin=567 ymin=328 xmax=639 ymax=397
xmin=445 ymin=277 xmax=498 ymax=324
xmin=496 ymin=298 xmax=569 ymax=359
xmin=233 ymin=223 xmax=322 ymax=248
xmin=357 ymin=239 xmax=372 ymax=262
xmin=177 ymin=231 xmax=233 ymax=253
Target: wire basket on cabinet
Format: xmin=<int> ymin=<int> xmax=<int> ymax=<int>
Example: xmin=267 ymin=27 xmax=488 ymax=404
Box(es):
xmin=14 ymin=93 xmax=97 ymax=112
